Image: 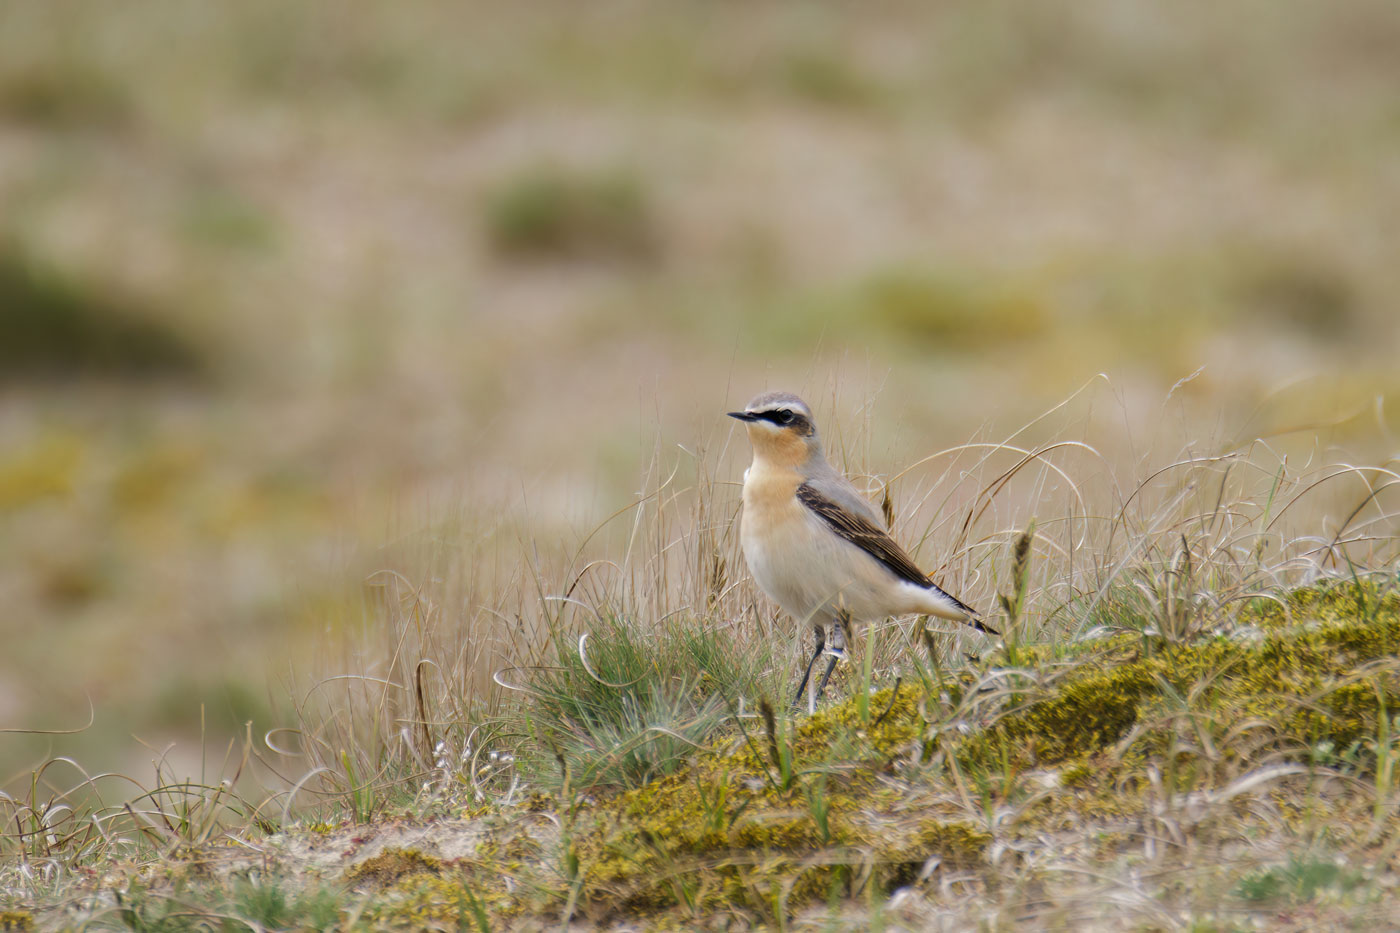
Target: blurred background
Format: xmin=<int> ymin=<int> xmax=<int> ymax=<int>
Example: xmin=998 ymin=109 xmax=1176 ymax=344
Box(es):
xmin=2 ymin=1 xmax=1399 ymax=784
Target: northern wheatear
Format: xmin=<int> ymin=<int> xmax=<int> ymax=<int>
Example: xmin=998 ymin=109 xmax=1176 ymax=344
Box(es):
xmin=729 ymin=391 xmax=995 ymax=712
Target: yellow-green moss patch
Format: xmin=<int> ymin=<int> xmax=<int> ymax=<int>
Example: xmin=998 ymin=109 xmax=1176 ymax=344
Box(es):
xmin=0 ymin=911 xmax=33 ymax=932
xmin=344 ymin=847 xmax=444 ymax=888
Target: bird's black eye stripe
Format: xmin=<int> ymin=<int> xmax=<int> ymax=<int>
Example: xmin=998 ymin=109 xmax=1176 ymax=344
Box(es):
xmin=756 ymin=408 xmax=803 ymax=427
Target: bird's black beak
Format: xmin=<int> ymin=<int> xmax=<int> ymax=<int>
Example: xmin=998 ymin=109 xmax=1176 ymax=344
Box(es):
xmin=727 ymin=411 xmax=758 ymax=422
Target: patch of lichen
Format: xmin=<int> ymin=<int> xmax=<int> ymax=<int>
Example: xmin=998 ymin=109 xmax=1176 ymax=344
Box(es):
xmin=344 ymin=847 xmax=445 ymax=888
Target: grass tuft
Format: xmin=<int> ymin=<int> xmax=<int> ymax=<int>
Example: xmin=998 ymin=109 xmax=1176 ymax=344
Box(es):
xmin=1234 ymin=853 xmax=1366 ymax=906
xmin=0 ymin=247 xmax=204 ymax=384
xmin=778 ymin=49 xmax=881 ymax=108
xmin=517 ymin=613 xmax=780 ymax=791
xmin=484 ymin=164 xmax=658 ymax=261
xmin=0 ymin=62 xmax=131 ymax=130
xmin=846 ymin=268 xmax=1049 ymax=349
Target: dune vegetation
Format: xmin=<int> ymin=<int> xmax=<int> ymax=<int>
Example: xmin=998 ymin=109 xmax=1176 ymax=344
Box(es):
xmin=6 ymin=409 xmax=1400 ymax=929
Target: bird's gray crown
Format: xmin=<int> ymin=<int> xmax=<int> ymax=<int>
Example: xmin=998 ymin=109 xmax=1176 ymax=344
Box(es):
xmin=744 ymin=391 xmax=812 ymax=417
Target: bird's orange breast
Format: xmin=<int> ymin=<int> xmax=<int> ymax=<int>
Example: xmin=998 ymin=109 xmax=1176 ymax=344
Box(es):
xmin=739 ymin=462 xmax=805 ymax=540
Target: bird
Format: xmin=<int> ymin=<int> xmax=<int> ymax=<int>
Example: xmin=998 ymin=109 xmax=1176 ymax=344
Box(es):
xmin=728 ymin=391 xmax=996 ymax=713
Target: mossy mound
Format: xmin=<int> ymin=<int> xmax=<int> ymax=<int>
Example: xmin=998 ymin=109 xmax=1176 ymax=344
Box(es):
xmin=962 ymin=582 xmax=1400 ymax=772
xmin=551 ymin=580 xmax=1400 ymax=923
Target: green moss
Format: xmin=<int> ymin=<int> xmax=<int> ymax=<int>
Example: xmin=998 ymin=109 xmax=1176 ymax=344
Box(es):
xmin=349 ymin=845 xmax=540 ymax=930
xmin=575 ymin=762 xmax=845 ymax=912
xmin=970 ymin=659 xmax=1159 ymax=763
xmin=474 ymin=830 xmax=541 ymax=864
xmin=914 ymin=820 xmax=992 ymax=868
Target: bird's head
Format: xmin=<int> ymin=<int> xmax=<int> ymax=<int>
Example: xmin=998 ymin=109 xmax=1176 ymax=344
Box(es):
xmin=728 ymin=391 xmax=821 ymax=466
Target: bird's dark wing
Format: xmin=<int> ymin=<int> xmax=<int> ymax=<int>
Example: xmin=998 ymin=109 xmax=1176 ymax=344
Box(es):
xmin=796 ymin=483 xmax=995 ymax=634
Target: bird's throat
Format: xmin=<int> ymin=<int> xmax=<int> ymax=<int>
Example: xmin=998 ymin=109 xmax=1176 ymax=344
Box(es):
xmin=745 ymin=424 xmax=809 ymax=470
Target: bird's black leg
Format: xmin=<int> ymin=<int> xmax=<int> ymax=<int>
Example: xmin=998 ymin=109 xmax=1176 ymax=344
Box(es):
xmin=813 ymin=653 xmax=839 ymax=698
xmin=812 ymin=611 xmax=852 ymax=703
xmin=790 ymin=626 xmax=825 ymax=713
